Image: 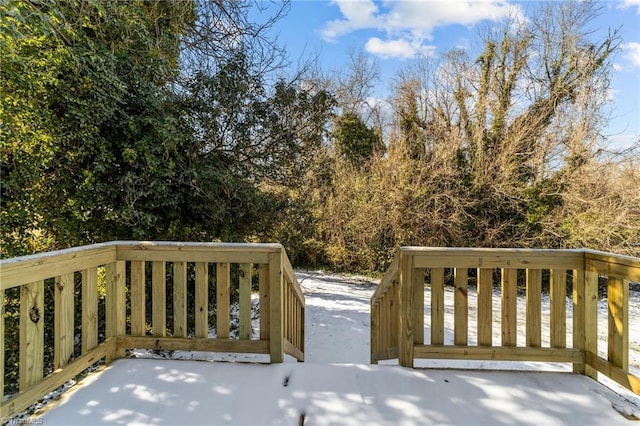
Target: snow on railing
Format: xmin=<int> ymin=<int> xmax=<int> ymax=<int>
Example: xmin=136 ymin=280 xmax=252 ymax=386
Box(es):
xmin=0 ymin=241 xmax=305 ymax=418
xmin=371 ymin=247 xmax=640 ymax=396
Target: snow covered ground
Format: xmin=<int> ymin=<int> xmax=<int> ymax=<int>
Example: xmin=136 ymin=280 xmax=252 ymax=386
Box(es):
xmin=34 ymin=270 xmax=640 ymax=425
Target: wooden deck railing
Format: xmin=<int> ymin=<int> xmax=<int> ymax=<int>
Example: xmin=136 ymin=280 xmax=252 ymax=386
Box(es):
xmin=371 ymin=247 xmax=640 ymax=396
xmin=0 ymin=241 xmax=305 ymax=418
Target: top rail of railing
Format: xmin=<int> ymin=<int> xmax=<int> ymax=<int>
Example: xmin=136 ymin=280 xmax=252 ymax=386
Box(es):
xmin=0 ymin=241 xmax=285 ymax=290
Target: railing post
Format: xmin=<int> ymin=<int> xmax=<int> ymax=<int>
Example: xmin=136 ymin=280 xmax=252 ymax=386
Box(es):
xmin=269 ymin=251 xmax=284 ymax=363
xmin=106 ymin=261 xmax=126 ymax=362
xmin=398 ymin=251 xmax=415 ymax=368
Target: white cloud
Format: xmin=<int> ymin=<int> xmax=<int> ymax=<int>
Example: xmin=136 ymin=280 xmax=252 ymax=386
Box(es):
xmin=322 ymin=0 xmax=381 ymax=40
xmin=321 ymin=0 xmax=522 ymax=59
xmin=621 ymin=0 xmax=640 ymax=13
xmin=384 ymin=0 xmax=520 ymax=36
xmin=365 ymin=37 xmax=435 ymax=59
xmin=623 ymin=42 xmax=640 ymax=68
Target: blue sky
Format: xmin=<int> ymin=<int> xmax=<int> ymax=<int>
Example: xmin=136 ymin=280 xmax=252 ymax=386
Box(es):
xmin=266 ymin=0 xmax=640 ymax=150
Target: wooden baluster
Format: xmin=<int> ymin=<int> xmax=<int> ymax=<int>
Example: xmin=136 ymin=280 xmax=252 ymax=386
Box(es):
xmin=82 ymin=268 xmax=98 ymax=353
xmin=370 ymin=300 xmax=379 ymax=364
xmin=288 ymin=283 xmax=296 ymax=345
xmin=297 ymin=302 xmax=302 ymax=351
xmin=239 ymin=263 xmax=252 ymax=340
xmin=152 ymin=261 xmax=166 ymax=337
xmin=217 ymin=263 xmax=230 ymax=339
xmin=608 ymin=276 xmax=629 ymax=371
xmin=288 ymin=287 xmax=293 ymax=344
xmin=381 ymin=292 xmax=389 ymax=350
xmin=292 ymin=288 xmax=296 ymax=346
xmin=54 ymin=273 xmax=74 ymax=369
xmin=173 ymin=261 xmax=187 ymax=337
xmin=295 ymin=300 xmax=299 ymax=352
xmin=259 ymin=264 xmax=270 ymax=341
xmin=454 ymin=268 xmax=468 ymax=346
xmin=391 ymin=279 xmax=400 ymax=348
xmin=20 ymin=281 xmax=44 ymax=390
xmin=584 ymin=270 xmax=598 ymax=379
xmin=501 ymin=268 xmax=517 ymax=347
xmin=106 ymin=261 xmax=125 ymax=361
xmin=431 ymin=268 xmax=445 ymax=345
xmin=130 ymin=261 xmax=145 ymax=336
xmin=292 ymin=289 xmax=296 ymax=345
xmin=283 ymin=284 xmax=289 ymax=342
xmin=550 ymin=269 xmax=566 ymax=348
xmin=413 ymin=268 xmax=425 ymax=347
xmin=195 ymin=262 xmax=209 ymax=338
xmin=526 ymin=269 xmax=542 ymax=348
xmin=300 ymin=303 xmax=305 ymax=357
xmin=572 ymin=268 xmax=586 ymax=374
xmin=477 ymin=268 xmax=493 ymax=346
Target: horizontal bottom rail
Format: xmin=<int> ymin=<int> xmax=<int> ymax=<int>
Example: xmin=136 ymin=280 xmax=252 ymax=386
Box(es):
xmin=283 ymin=339 xmax=304 ymax=362
xmin=371 ymin=346 xmax=399 ymax=364
xmin=414 ymin=345 xmax=584 ymax=363
xmin=586 ymin=352 xmax=640 ymax=395
xmin=117 ymin=336 xmax=270 ymax=354
xmin=1 ymin=338 xmax=116 ymax=419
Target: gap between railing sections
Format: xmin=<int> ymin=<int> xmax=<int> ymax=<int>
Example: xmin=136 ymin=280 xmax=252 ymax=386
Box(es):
xmin=370 ymin=247 xmax=640 ymax=397
xmin=0 ymin=241 xmax=305 ymax=419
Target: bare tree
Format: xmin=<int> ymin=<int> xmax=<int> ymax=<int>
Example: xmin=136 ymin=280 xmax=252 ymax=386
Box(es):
xmin=333 ymin=48 xmax=380 ymax=119
xmin=180 ymin=0 xmax=290 ymax=76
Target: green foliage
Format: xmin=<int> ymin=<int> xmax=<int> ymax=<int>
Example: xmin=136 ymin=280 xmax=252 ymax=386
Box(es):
xmin=333 ymin=112 xmax=381 ymax=168
xmin=182 ymin=53 xmax=334 ymax=185
xmin=1 ymin=0 xmax=194 ymax=256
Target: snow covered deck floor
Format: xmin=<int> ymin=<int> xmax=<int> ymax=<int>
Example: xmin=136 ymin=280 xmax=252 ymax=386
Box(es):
xmin=37 ymin=358 xmax=636 ymax=425
xmin=41 ymin=357 xmax=640 ymax=425
xmin=37 ymin=271 xmax=640 ymax=425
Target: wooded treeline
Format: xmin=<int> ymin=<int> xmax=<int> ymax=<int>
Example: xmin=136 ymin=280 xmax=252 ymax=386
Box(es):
xmin=2 ymin=0 xmax=639 ymax=272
